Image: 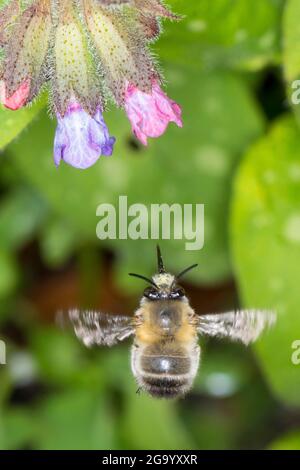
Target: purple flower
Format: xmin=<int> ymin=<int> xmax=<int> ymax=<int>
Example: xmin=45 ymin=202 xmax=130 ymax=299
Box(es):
xmin=124 ymin=80 xmax=182 ymax=145
xmin=54 ymin=103 xmax=115 ymax=169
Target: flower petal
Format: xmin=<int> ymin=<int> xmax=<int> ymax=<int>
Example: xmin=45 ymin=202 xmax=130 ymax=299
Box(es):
xmin=124 ymin=80 xmax=182 ymax=145
xmin=0 ymin=80 xmax=30 ymax=110
xmin=54 ymin=104 xmax=115 ymax=169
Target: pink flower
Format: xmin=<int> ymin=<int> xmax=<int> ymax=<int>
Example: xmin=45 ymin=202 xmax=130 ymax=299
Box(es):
xmin=0 ymin=80 xmax=30 ymax=110
xmin=124 ymin=80 xmax=182 ymax=145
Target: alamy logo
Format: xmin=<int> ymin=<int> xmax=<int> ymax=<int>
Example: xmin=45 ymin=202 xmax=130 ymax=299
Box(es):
xmin=291 ymin=80 xmax=300 ymax=105
xmin=0 ymin=340 xmax=6 ymax=365
xmin=291 ymin=340 xmax=300 ymax=365
xmin=96 ymin=196 xmax=204 ymax=251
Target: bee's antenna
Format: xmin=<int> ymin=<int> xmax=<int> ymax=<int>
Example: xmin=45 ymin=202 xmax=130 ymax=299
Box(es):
xmin=129 ymin=273 xmax=158 ymax=288
xmin=176 ymin=264 xmax=198 ymax=280
xmin=156 ymin=245 xmax=165 ymax=273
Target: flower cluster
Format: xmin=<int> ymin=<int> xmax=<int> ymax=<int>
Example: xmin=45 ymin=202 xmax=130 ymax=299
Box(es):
xmin=0 ymin=0 xmax=182 ymax=169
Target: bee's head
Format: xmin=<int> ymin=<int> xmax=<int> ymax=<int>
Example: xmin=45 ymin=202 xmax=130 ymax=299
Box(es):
xmin=143 ymin=273 xmax=185 ymax=301
xmin=129 ymin=246 xmax=198 ymax=302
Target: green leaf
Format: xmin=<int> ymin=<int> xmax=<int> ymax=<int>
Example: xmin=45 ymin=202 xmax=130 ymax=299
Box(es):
xmin=282 ymin=0 xmax=300 ymax=125
xmin=121 ymin=383 xmax=194 ymax=449
xmin=39 ymin=217 xmax=77 ymax=268
xmin=283 ymin=0 xmax=300 ymax=82
xmin=0 ymin=97 xmax=46 ymax=152
xmin=157 ymin=0 xmax=283 ymax=70
xmin=30 ymin=327 xmax=87 ymax=386
xmin=269 ymin=429 xmax=300 ymax=449
xmin=231 ymin=115 xmax=300 ymax=407
xmin=8 ymin=67 xmax=264 ymax=287
xmin=194 ymin=343 xmax=253 ymax=397
xmin=36 ymin=388 xmax=116 ymax=450
xmin=0 ymin=187 xmax=47 ymax=252
xmin=30 ymin=326 xmax=111 ymax=389
xmin=0 ymin=408 xmax=38 ymax=450
xmin=0 ymin=250 xmax=18 ymax=299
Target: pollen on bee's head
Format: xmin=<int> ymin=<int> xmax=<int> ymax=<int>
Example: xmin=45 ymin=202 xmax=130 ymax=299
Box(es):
xmin=152 ymin=273 xmax=175 ymax=288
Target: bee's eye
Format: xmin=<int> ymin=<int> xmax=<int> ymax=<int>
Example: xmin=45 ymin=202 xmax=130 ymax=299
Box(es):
xmin=144 ymin=287 xmax=159 ymax=300
xmin=170 ymin=287 xmax=185 ymax=299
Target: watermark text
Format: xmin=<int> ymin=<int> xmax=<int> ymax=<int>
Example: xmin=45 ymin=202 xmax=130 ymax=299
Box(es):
xmin=96 ymin=196 xmax=204 ymax=251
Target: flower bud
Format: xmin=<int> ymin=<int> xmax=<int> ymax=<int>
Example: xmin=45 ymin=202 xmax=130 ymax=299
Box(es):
xmin=52 ymin=0 xmax=102 ymax=116
xmin=0 ymin=80 xmax=30 ymax=110
xmin=83 ymin=0 xmax=155 ymax=105
xmin=1 ymin=0 xmax=52 ymax=103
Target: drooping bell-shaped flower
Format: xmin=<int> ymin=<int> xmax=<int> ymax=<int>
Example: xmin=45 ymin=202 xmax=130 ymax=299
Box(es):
xmin=0 ymin=0 xmax=182 ymax=169
xmin=124 ymin=80 xmax=182 ymax=145
xmin=0 ymin=0 xmax=52 ymax=105
xmin=54 ymin=103 xmax=115 ymax=169
xmin=0 ymin=80 xmax=30 ymax=110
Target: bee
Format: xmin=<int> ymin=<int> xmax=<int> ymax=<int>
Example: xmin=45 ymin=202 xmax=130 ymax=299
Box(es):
xmin=61 ymin=246 xmax=276 ymax=399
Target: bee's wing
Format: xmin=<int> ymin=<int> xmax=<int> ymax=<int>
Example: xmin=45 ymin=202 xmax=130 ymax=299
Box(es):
xmin=58 ymin=309 xmax=135 ymax=347
xmin=196 ymin=309 xmax=276 ymax=345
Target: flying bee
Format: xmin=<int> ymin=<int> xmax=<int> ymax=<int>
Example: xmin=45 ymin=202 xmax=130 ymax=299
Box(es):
xmin=60 ymin=246 xmax=276 ymax=399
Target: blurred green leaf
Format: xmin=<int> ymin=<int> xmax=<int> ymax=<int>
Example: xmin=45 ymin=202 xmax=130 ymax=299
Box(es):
xmin=121 ymin=385 xmax=194 ymax=449
xmin=194 ymin=343 xmax=253 ymax=397
xmin=0 ymin=408 xmax=38 ymax=450
xmin=39 ymin=217 xmax=77 ymax=268
xmin=30 ymin=327 xmax=89 ymax=386
xmin=0 ymin=250 xmax=18 ymax=299
xmin=0 ymin=368 xmax=12 ymax=406
xmin=270 ymin=429 xmax=300 ymax=449
xmin=0 ymin=187 xmax=47 ymax=252
xmin=30 ymin=326 xmax=111 ymax=389
xmin=283 ymin=0 xmax=300 ymax=126
xmin=158 ymin=0 xmax=283 ymax=70
xmin=8 ymin=66 xmax=264 ymax=288
xmin=283 ymin=0 xmax=300 ymax=82
xmin=231 ymin=115 xmax=300 ymax=407
xmin=100 ymin=345 xmax=134 ymax=393
xmin=0 ymin=97 xmax=46 ymax=152
xmin=185 ymin=406 xmax=236 ymax=450
xmin=37 ymin=388 xmax=116 ymax=450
